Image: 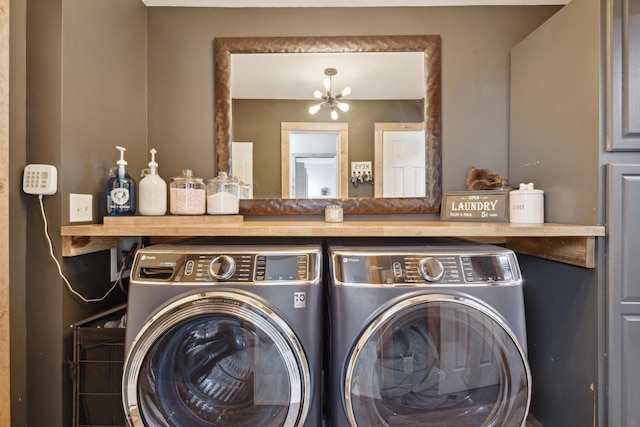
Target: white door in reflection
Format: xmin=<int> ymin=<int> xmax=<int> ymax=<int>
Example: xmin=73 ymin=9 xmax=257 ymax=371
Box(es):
xmin=374 ymin=123 xmax=426 ymax=198
xmin=382 ymin=130 xmax=426 ymax=197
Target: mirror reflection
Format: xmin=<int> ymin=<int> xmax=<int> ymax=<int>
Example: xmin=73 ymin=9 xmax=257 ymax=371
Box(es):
xmin=231 ymin=52 xmax=425 ymax=199
xmin=213 ymin=36 xmax=442 ymax=215
xmin=281 ymin=122 xmax=349 ymax=199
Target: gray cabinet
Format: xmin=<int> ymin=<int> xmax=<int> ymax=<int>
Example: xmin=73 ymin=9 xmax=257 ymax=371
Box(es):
xmin=608 ymin=0 xmax=640 ymax=151
xmin=607 ymin=164 xmax=640 ymax=426
xmin=607 ymin=1 xmax=640 ymax=424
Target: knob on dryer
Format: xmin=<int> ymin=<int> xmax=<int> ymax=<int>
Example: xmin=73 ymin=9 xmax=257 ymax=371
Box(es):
xmin=418 ymin=257 xmax=445 ymax=282
xmin=209 ymin=255 xmax=236 ymax=280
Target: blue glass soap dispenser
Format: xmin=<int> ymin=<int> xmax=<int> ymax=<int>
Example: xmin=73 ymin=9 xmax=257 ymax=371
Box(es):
xmin=107 ymin=146 xmax=136 ymax=216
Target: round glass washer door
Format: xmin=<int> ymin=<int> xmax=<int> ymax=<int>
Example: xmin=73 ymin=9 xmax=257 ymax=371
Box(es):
xmin=344 ymin=294 xmax=531 ymax=427
xmin=123 ymin=291 xmax=311 ymax=427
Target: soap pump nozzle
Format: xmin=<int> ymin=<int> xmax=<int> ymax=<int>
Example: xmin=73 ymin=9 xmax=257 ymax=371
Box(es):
xmin=115 ymin=145 xmax=128 ymax=177
xmin=116 ymin=146 xmax=127 ymax=166
xmin=109 ymin=146 xmax=128 ymax=178
xmin=143 ymin=148 xmax=159 ymax=176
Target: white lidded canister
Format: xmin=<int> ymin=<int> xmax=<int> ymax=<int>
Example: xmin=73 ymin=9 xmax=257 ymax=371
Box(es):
xmin=510 ymin=183 xmax=544 ymax=223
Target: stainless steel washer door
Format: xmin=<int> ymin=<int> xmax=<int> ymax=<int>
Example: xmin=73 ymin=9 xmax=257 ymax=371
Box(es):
xmin=123 ymin=291 xmax=311 ymax=427
xmin=344 ymin=294 xmax=531 ymax=427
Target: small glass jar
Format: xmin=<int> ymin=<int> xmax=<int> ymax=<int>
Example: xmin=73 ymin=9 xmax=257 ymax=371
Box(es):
xmin=239 ymin=182 xmax=252 ymax=199
xmin=169 ymin=169 xmax=206 ymax=215
xmin=325 ymin=205 xmax=343 ymax=223
xmin=233 ymin=176 xmax=252 ymax=200
xmin=207 ymin=171 xmax=240 ymax=215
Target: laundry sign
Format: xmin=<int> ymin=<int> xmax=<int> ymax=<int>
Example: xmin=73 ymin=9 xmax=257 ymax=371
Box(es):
xmin=441 ymin=190 xmax=509 ymax=222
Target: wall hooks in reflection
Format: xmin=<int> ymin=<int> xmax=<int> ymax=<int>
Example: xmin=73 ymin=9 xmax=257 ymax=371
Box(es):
xmin=351 ymin=171 xmax=373 ymax=187
xmin=351 ymin=161 xmax=373 ymax=187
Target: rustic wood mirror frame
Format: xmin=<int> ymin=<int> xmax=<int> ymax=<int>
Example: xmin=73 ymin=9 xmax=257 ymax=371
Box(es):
xmin=213 ymin=35 xmax=442 ymax=215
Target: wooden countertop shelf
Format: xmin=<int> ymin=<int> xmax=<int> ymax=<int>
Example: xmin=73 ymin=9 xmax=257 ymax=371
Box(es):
xmin=60 ymin=217 xmax=605 ymax=268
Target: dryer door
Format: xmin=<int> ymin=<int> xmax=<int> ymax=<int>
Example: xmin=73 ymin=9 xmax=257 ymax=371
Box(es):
xmin=123 ymin=291 xmax=311 ymax=427
xmin=344 ymin=294 xmax=531 ymax=427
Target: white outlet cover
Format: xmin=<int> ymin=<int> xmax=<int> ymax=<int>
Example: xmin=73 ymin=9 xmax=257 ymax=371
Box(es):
xmin=70 ymin=193 xmax=93 ymax=222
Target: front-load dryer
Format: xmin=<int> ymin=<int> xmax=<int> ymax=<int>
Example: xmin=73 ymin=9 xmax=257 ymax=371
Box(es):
xmin=122 ymin=244 xmax=323 ymax=427
xmin=328 ymin=239 xmax=531 ymax=427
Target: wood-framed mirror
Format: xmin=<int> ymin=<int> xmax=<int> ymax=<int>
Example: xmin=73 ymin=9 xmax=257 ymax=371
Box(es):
xmin=214 ymin=35 xmax=441 ymax=215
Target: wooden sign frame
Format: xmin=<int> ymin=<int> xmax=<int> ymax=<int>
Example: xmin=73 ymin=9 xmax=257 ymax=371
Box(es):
xmin=441 ymin=190 xmax=509 ymax=222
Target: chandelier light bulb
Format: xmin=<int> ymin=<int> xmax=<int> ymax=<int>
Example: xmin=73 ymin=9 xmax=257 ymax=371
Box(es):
xmin=323 ymin=77 xmax=332 ymax=92
xmin=330 ymin=109 xmax=339 ymax=120
xmin=337 ymin=102 xmax=349 ymax=112
xmin=340 ymin=87 xmax=352 ymax=97
xmin=313 ymin=90 xmax=324 ymax=99
xmin=309 ymin=104 xmax=322 ymax=115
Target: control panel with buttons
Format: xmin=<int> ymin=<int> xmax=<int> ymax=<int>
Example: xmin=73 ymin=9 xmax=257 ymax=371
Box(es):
xmin=334 ymin=251 xmax=520 ymax=286
xmin=23 ymin=164 xmax=58 ymax=196
xmin=179 ymin=253 xmax=312 ymax=283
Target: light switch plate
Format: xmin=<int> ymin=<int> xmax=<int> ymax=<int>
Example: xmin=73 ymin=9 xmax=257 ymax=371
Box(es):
xmin=70 ymin=193 xmax=93 ymax=222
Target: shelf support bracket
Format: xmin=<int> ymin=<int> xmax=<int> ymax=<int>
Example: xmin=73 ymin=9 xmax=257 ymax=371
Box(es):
xmin=62 ymin=236 xmax=119 ymax=257
xmin=504 ymin=236 xmax=596 ymax=268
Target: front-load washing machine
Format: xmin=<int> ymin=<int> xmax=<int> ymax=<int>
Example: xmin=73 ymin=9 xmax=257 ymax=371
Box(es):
xmin=122 ymin=244 xmax=323 ymax=427
xmin=328 ymin=239 xmax=531 ymax=427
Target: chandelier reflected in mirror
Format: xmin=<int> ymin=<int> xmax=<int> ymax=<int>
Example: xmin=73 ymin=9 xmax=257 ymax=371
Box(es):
xmin=308 ymin=68 xmax=351 ymax=120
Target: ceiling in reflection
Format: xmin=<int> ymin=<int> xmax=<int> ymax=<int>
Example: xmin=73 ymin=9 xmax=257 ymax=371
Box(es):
xmin=142 ymin=0 xmax=567 ymax=6
xmin=231 ymin=52 xmax=425 ymax=100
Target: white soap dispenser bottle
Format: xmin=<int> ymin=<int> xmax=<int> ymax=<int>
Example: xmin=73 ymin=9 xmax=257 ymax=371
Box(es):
xmin=139 ymin=148 xmax=167 ymax=216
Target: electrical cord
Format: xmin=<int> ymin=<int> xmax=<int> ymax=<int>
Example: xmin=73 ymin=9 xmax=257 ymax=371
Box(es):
xmin=39 ymin=194 xmax=126 ymax=303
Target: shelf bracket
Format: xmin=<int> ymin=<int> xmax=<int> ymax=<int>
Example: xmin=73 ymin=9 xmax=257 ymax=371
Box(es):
xmin=504 ymin=236 xmax=596 ymax=268
xmin=62 ymin=236 xmax=119 ymax=257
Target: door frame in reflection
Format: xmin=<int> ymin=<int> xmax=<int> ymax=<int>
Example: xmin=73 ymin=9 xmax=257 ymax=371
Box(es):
xmin=374 ymin=122 xmax=426 ymax=198
xmin=281 ymin=122 xmax=349 ymax=198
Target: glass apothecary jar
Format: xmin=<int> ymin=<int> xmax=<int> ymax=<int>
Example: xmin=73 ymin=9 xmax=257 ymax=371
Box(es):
xmin=169 ymin=169 xmax=206 ymax=215
xmin=233 ymin=176 xmax=252 ymax=199
xmin=207 ymin=172 xmax=240 ymax=214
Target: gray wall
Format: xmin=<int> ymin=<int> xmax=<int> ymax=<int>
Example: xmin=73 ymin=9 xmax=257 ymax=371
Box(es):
xmin=147 ymin=6 xmax=560 ymax=192
xmin=510 ymin=0 xmax=601 ymax=225
xmin=518 ymin=254 xmax=599 ymax=427
xmin=23 ymin=0 xmax=147 ymax=426
xmin=509 ymin=0 xmax=603 ymax=425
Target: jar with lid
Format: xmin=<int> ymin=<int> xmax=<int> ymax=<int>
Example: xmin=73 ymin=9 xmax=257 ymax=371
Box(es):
xmin=233 ymin=176 xmax=252 ymax=199
xmin=239 ymin=182 xmax=252 ymax=199
xmin=509 ymin=182 xmax=544 ymax=224
xmin=169 ymin=169 xmax=206 ymax=215
xmin=207 ymin=172 xmax=240 ymax=214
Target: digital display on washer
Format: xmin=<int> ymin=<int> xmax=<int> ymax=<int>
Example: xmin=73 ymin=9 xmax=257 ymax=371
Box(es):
xmin=465 ymin=255 xmax=507 ymax=282
xmin=256 ymin=254 xmax=306 ymax=281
